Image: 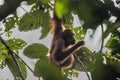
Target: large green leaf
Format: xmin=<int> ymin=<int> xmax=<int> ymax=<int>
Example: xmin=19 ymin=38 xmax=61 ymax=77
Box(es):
xmin=6 ymin=38 xmax=27 ymax=51
xmin=23 ymin=43 xmax=48 ymax=59
xmin=39 ymin=11 xmax=50 ymax=39
xmin=73 ymin=47 xmax=95 ymax=71
xmin=19 ymin=9 xmax=50 ymax=39
xmin=34 ymin=59 xmax=65 ymax=80
xmin=6 ymin=56 xmax=27 ymax=79
xmin=19 ymin=10 xmax=41 ymax=31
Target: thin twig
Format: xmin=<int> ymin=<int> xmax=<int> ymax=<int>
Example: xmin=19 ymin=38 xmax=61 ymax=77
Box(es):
xmin=14 ymin=53 xmax=34 ymax=73
xmin=99 ymin=24 xmax=104 ymax=52
xmin=74 ymin=54 xmax=91 ymax=80
xmin=0 ymin=36 xmax=25 ymax=80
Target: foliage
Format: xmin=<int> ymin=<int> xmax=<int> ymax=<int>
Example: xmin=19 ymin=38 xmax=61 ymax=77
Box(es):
xmin=23 ymin=43 xmax=48 ymax=59
xmin=34 ymin=59 xmax=65 ymax=80
xmin=6 ymin=56 xmax=27 ymax=79
xmin=74 ymin=47 xmax=95 ymax=71
xmin=0 ymin=0 xmax=120 ymax=80
xmin=7 ymin=38 xmax=27 ymax=51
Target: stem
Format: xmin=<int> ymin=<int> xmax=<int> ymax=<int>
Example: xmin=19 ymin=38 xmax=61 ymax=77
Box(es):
xmin=14 ymin=53 xmax=34 ymax=73
xmin=0 ymin=36 xmax=25 ymax=80
xmin=99 ymin=24 xmax=104 ymax=52
xmin=74 ymin=54 xmax=91 ymax=80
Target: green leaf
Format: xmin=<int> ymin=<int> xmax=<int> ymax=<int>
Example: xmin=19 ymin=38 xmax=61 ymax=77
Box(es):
xmin=0 ymin=43 xmax=6 ymax=50
xmin=19 ymin=10 xmax=50 ymax=39
xmin=55 ymin=0 xmax=70 ymax=18
xmin=71 ymin=0 xmax=109 ymax=30
xmin=18 ymin=10 xmax=40 ymax=31
xmin=27 ymin=0 xmax=37 ymax=5
xmin=0 ymin=43 xmax=7 ymax=68
xmin=5 ymin=17 xmax=16 ymax=31
xmin=0 ymin=53 xmax=6 ymax=69
xmin=39 ymin=0 xmax=50 ymax=4
xmin=39 ymin=11 xmax=50 ymax=39
xmin=64 ymin=13 xmax=73 ymax=28
xmin=103 ymin=21 xmax=120 ymax=38
xmin=6 ymin=57 xmax=27 ymax=79
xmin=34 ymin=59 xmax=64 ymax=80
xmin=106 ymin=54 xmax=120 ymax=74
xmin=27 ymin=0 xmax=50 ymax=5
xmin=105 ymin=36 xmax=120 ymax=55
xmin=0 ymin=43 xmax=9 ymax=59
xmin=5 ymin=30 xmax=13 ymax=37
xmin=23 ymin=43 xmax=48 ymax=59
xmin=95 ymin=52 xmax=104 ymax=63
xmin=73 ymin=47 xmax=95 ymax=71
xmin=91 ymin=61 xmax=117 ymax=80
xmin=106 ymin=37 xmax=119 ymax=50
xmin=73 ymin=27 xmax=85 ymax=40
xmin=7 ymin=38 xmax=27 ymax=51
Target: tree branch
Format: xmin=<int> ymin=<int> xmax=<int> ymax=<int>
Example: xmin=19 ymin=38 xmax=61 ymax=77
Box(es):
xmin=14 ymin=53 xmax=34 ymax=74
xmin=0 ymin=0 xmax=25 ymax=21
xmin=99 ymin=24 xmax=104 ymax=52
xmin=74 ymin=54 xmax=91 ymax=80
xmin=0 ymin=36 xmax=25 ymax=80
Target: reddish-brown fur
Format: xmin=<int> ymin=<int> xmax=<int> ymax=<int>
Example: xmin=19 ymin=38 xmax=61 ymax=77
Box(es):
xmin=49 ymin=13 xmax=84 ymax=70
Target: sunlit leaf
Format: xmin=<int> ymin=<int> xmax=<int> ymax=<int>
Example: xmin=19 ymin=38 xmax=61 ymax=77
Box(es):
xmin=106 ymin=37 xmax=119 ymax=50
xmin=73 ymin=27 xmax=85 ymax=40
xmin=55 ymin=0 xmax=70 ymax=18
xmin=105 ymin=36 xmax=120 ymax=55
xmin=0 ymin=43 xmax=8 ymax=68
xmin=5 ymin=30 xmax=13 ymax=37
xmin=0 ymin=43 xmax=6 ymax=50
xmin=7 ymin=38 xmax=27 ymax=51
xmin=0 ymin=53 xmax=6 ymax=68
xmin=23 ymin=43 xmax=48 ymax=59
xmin=65 ymin=69 xmax=79 ymax=78
xmin=0 ymin=43 xmax=7 ymax=68
xmin=5 ymin=17 xmax=16 ymax=31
